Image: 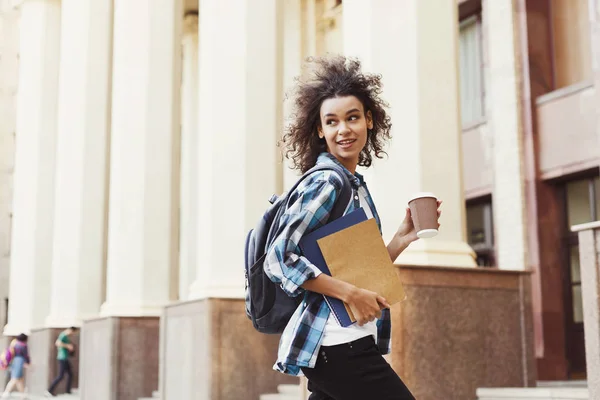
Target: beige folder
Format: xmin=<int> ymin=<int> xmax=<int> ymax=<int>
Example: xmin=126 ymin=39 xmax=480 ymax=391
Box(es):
xmin=317 ymin=218 xmax=406 ymax=322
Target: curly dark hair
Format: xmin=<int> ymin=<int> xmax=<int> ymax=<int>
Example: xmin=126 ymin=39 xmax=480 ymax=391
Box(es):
xmin=281 ymin=56 xmax=392 ymax=173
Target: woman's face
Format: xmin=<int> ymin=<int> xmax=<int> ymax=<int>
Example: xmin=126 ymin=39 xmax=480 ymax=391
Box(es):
xmin=318 ymin=95 xmax=373 ymax=173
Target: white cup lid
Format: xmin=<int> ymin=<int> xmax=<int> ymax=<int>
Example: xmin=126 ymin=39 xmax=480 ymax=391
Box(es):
xmin=408 ymin=192 xmax=437 ymax=203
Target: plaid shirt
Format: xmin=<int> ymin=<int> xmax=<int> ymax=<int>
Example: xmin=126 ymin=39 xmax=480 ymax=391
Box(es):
xmin=264 ymin=152 xmax=392 ymax=376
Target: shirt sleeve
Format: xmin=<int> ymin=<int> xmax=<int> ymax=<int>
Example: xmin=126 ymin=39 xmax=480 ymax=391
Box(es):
xmin=264 ymin=176 xmax=342 ymax=297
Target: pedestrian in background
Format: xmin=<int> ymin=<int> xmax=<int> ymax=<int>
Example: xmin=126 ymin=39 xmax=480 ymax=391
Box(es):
xmin=46 ymin=327 xmax=77 ymax=397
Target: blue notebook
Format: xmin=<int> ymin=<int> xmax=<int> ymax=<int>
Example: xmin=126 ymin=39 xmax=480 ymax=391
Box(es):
xmin=299 ymin=208 xmax=368 ymax=327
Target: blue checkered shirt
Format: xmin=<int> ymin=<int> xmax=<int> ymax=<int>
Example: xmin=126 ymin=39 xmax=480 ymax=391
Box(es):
xmin=264 ymin=153 xmax=392 ymax=376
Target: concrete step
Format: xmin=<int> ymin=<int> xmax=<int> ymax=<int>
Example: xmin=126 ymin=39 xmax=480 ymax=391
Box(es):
xmin=476 ymin=387 xmax=589 ymax=400
xmin=0 ymin=394 xmax=79 ymax=400
xmin=277 ymin=384 xmax=301 ymax=395
xmin=259 ymin=384 xmax=302 ymax=400
xmin=138 ymin=389 xmax=160 ymax=400
xmin=259 ymin=395 xmax=299 ymax=400
xmin=537 ymin=381 xmax=588 ymax=388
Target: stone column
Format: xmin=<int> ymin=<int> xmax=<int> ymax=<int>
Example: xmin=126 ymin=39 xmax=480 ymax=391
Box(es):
xmin=161 ymin=3 xmax=297 ymax=399
xmin=282 ymin=0 xmax=303 ymax=191
xmin=342 ymin=0 xmax=476 ymax=267
xmin=80 ymin=2 xmax=182 ymax=399
xmin=0 ymin=0 xmax=21 ymax=332
xmin=188 ymin=0 xmax=284 ymax=300
xmin=485 ymin=0 xmax=528 ymax=271
xmin=573 ymin=221 xmax=600 ymax=400
xmin=23 ymin=0 xmax=113 ymax=394
xmin=179 ymin=13 xmax=199 ymax=301
xmin=3 ymin=0 xmax=61 ymax=336
xmin=45 ymin=0 xmax=113 ymax=328
xmin=99 ymin=0 xmax=183 ymax=317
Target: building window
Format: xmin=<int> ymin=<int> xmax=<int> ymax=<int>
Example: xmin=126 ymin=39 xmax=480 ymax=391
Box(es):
xmin=459 ymin=15 xmax=484 ymax=126
xmin=466 ymin=197 xmax=495 ymax=267
xmin=550 ymin=0 xmax=592 ymax=89
xmin=565 ymin=176 xmax=599 ymax=324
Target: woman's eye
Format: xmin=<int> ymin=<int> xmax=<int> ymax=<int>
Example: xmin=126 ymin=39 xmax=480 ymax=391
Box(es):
xmin=349 ymin=115 xmax=359 ymax=121
xmin=326 ymin=120 xmax=336 ymax=125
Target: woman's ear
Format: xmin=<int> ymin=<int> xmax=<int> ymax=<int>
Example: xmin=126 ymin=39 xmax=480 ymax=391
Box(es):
xmin=366 ymin=110 xmax=374 ymax=130
xmin=318 ymin=127 xmax=324 ymax=139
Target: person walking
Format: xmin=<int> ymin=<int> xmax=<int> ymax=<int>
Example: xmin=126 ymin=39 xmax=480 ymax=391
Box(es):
xmin=265 ymin=56 xmax=442 ymax=399
xmin=2 ymin=333 xmax=30 ymax=398
xmin=46 ymin=327 xmax=77 ymax=397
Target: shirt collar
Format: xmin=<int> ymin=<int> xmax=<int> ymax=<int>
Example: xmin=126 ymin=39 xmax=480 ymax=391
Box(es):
xmin=316 ymin=152 xmax=363 ymax=187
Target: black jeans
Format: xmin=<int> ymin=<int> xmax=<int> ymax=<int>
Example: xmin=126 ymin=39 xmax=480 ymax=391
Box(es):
xmin=301 ymin=336 xmax=415 ymax=400
xmin=48 ymin=359 xmax=72 ymax=394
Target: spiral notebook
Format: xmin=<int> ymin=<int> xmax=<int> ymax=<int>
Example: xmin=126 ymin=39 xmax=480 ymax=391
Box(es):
xmin=298 ymin=208 xmax=368 ymax=327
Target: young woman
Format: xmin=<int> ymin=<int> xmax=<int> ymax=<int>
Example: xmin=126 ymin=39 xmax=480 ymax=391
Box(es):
xmin=2 ymin=333 xmax=30 ymax=398
xmin=265 ymin=56 xmax=441 ymax=400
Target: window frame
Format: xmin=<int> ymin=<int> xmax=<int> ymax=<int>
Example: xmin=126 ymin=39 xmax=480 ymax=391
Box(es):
xmin=458 ymin=13 xmax=486 ymax=127
xmin=466 ymin=196 xmax=495 ymax=267
xmin=563 ymin=176 xmax=599 ymax=326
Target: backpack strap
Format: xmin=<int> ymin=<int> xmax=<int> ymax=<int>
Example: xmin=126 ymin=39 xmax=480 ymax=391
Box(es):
xmin=265 ymin=163 xmax=355 ymax=247
xmin=288 ymin=163 xmax=354 ymax=221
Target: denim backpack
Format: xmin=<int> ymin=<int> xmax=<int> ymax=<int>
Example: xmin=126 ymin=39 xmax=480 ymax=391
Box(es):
xmin=244 ymin=164 xmax=352 ymax=334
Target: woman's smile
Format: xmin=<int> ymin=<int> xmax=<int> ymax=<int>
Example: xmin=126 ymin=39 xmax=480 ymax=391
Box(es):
xmin=337 ymin=138 xmax=357 ymax=149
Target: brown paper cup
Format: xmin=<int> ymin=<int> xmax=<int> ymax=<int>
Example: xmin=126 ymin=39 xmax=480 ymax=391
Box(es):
xmin=408 ymin=192 xmax=438 ymax=239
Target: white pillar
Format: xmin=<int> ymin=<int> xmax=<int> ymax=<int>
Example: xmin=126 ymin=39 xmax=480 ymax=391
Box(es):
xmin=44 ymin=0 xmax=113 ymax=327
xmin=343 ymin=0 xmax=476 ymax=268
xmin=100 ymin=0 xmax=183 ymax=316
xmin=3 ymin=0 xmax=61 ymax=335
xmin=188 ymin=0 xmax=283 ymax=299
xmin=179 ymin=13 xmax=199 ymax=301
xmin=487 ymin=0 xmax=528 ymax=270
xmin=282 ymin=0 xmax=303 ymax=191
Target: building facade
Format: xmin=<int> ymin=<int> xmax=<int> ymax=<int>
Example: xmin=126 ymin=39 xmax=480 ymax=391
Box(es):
xmin=0 ymin=0 xmax=597 ymax=399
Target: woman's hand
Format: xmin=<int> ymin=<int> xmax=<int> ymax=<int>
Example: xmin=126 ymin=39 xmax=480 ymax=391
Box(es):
xmin=345 ymin=287 xmax=390 ymax=326
xmin=396 ymin=199 xmax=443 ymax=246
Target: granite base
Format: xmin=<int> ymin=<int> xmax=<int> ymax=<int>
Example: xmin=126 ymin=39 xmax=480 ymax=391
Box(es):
xmin=79 ymin=316 xmax=159 ymax=400
xmin=391 ymin=266 xmax=537 ymax=400
xmin=160 ymin=298 xmax=298 ymax=400
xmin=26 ymin=327 xmax=79 ymax=396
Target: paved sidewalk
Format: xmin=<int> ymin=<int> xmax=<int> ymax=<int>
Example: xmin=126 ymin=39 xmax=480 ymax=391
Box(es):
xmin=1 ymin=393 xmax=79 ymax=399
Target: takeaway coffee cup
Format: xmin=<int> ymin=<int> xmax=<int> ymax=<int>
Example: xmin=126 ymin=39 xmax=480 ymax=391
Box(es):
xmin=408 ymin=192 xmax=439 ymax=239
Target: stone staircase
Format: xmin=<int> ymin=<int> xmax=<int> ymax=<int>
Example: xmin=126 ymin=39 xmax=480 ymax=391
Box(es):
xmin=477 ymin=381 xmax=589 ymax=400
xmin=0 ymin=390 xmax=79 ymax=399
xmin=0 ymin=387 xmax=160 ymax=400
xmin=259 ymin=384 xmax=303 ymax=400
xmin=138 ymin=390 xmax=160 ymax=400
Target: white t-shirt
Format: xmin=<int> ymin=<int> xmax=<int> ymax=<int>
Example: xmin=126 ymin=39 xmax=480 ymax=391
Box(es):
xmin=321 ymin=187 xmax=378 ymax=346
